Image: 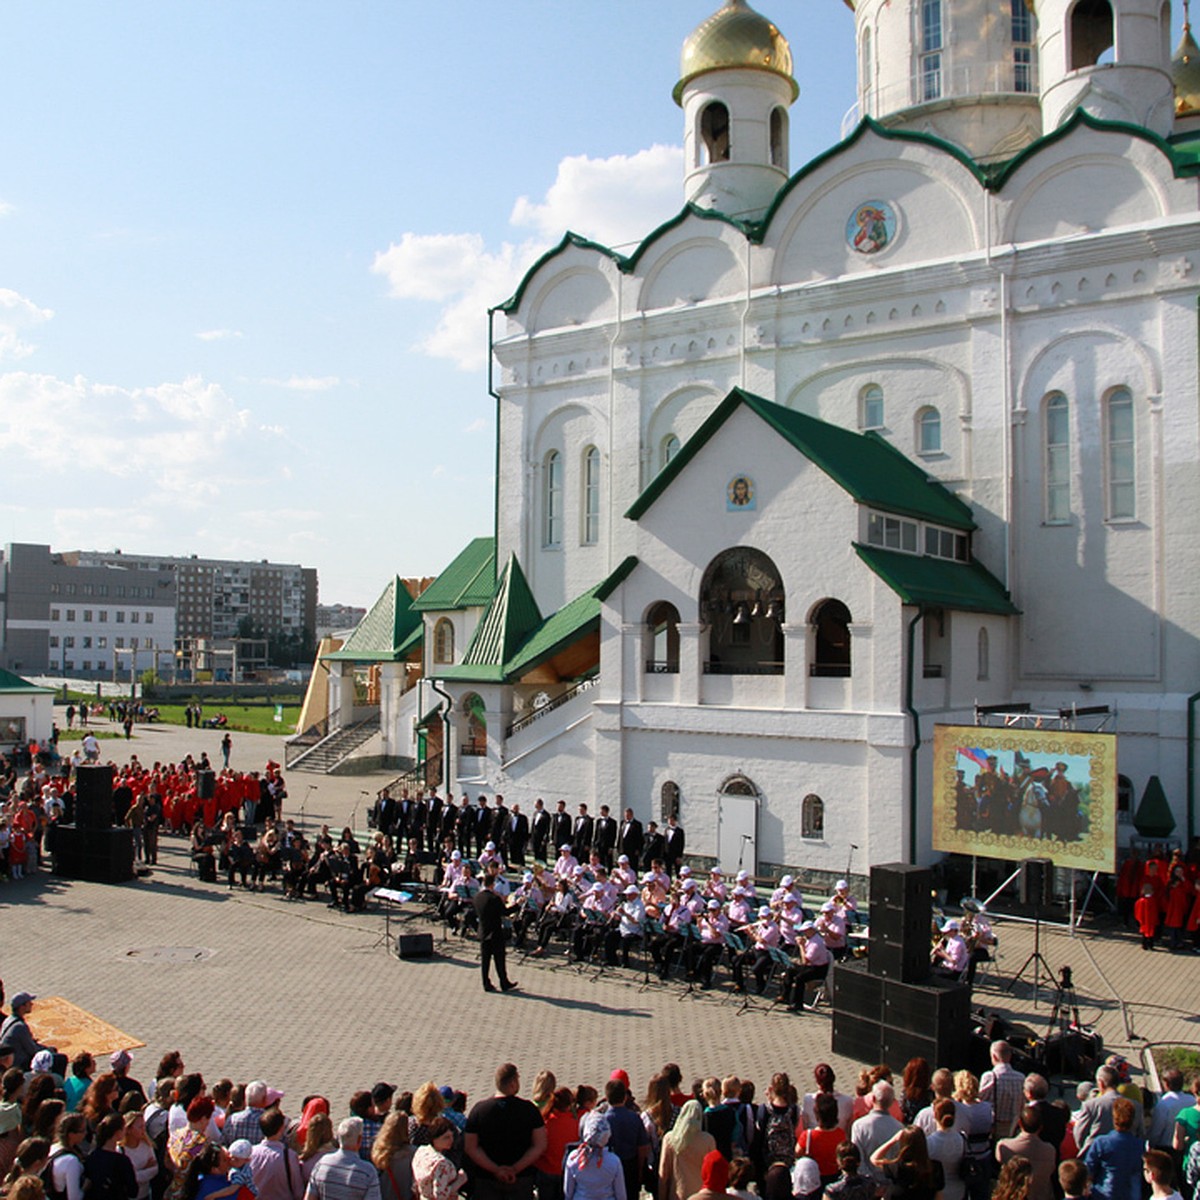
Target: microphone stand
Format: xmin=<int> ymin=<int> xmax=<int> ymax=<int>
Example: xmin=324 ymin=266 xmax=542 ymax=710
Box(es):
xmin=300 ymin=785 xmax=316 ymax=835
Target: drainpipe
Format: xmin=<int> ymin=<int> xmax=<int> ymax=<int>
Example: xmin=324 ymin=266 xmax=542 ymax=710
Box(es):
xmin=487 ymin=309 xmax=501 ymax=567
xmin=1189 ymin=688 xmax=1200 ymax=845
xmin=429 ymin=678 xmax=454 ymax=798
xmin=905 ymin=608 xmax=924 ymax=864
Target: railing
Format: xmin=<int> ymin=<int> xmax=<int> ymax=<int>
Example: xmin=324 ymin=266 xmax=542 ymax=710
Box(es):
xmin=703 ymin=661 xmax=784 ymax=676
xmin=379 ymin=758 xmax=442 ymax=798
xmin=840 ymin=61 xmax=1040 ymax=138
xmin=506 ymin=675 xmax=597 ymax=738
xmin=284 ymin=715 xmax=334 ymax=767
xmin=644 ymin=660 xmax=679 ymax=675
xmin=809 ymin=663 xmax=851 ymax=678
xmin=460 ymin=741 xmax=488 ymax=760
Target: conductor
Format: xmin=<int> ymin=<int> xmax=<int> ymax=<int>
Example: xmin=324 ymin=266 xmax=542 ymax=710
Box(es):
xmin=473 ymin=874 xmax=521 ymax=995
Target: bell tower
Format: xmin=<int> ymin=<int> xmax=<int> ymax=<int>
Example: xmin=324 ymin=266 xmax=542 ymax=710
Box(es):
xmin=675 ymin=0 xmax=799 ymax=221
xmin=1037 ymin=0 xmax=1177 ymax=135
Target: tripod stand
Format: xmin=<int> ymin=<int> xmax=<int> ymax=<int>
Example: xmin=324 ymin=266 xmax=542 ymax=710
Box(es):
xmin=1045 ymin=966 xmax=1081 ymax=1035
xmin=1006 ymin=901 xmax=1055 ymax=1006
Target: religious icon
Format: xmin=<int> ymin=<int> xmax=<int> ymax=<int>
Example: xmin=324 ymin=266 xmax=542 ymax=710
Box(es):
xmin=726 ymin=475 xmax=755 ymax=511
xmin=846 ymin=201 xmax=897 ymax=255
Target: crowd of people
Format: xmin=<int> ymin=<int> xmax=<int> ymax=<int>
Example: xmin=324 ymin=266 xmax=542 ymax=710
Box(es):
xmin=0 ymin=986 xmax=1193 ymax=1200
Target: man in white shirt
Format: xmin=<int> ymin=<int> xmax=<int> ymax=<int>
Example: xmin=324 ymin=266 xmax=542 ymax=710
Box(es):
xmin=852 ymin=1082 xmax=904 ymax=1184
xmin=1148 ymin=1069 xmax=1192 ymax=1149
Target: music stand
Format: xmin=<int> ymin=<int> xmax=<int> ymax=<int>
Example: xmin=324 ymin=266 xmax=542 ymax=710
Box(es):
xmin=368 ymin=887 xmax=412 ymax=953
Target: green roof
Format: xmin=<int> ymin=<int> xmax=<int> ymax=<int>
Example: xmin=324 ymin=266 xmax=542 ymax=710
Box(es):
xmin=853 ymin=544 xmax=1019 ymax=615
xmin=626 ymin=387 xmax=975 ymax=530
xmin=451 ymin=556 xmax=544 ymax=683
xmin=0 ymin=668 xmax=54 ymax=694
xmin=323 ymin=577 xmax=423 ymax=662
xmin=411 ymin=537 xmax=496 ymax=612
xmin=439 ymin=556 xmax=637 ymax=684
xmin=1134 ymin=775 xmax=1176 ymax=838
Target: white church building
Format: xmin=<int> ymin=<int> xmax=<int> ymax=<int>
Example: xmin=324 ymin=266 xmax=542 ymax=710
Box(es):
xmin=340 ymin=0 xmax=1200 ymax=880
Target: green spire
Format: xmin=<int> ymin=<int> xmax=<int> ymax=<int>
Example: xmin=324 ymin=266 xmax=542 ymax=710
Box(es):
xmin=1133 ymin=775 xmax=1176 ymax=838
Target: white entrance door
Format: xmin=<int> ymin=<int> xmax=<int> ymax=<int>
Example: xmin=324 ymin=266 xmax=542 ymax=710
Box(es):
xmin=717 ymin=792 xmax=758 ymax=878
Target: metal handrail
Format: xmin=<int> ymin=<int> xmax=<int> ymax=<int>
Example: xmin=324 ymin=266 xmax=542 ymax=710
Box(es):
xmin=703 ymin=662 xmax=784 ymax=676
xmin=644 ymin=660 xmax=679 ymax=675
xmin=506 ymin=675 xmax=597 ymax=738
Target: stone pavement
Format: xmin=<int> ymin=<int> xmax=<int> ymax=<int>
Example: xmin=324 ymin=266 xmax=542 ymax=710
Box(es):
xmin=3 ymin=709 xmax=1198 ymax=1109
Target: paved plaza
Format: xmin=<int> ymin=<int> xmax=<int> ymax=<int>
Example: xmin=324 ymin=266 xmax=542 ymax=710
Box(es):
xmin=4 ymin=711 xmax=1199 ymax=1108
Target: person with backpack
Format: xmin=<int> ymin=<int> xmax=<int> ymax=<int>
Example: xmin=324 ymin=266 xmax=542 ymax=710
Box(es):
xmin=43 ymin=1115 xmax=87 ymax=1200
xmin=753 ymin=1075 xmax=800 ymax=1181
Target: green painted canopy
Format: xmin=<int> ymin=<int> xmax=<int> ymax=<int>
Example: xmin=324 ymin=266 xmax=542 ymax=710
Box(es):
xmin=854 ymin=545 xmax=1019 ymax=615
xmin=411 ymin=537 xmax=496 ymax=612
xmin=323 ymin=577 xmax=423 ymax=662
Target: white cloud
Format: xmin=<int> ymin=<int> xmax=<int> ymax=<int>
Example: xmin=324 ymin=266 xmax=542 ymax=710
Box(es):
xmin=196 ymin=328 xmax=243 ymax=341
xmin=0 ymin=202 xmax=14 ymax=218
xmin=464 ymin=417 xmax=489 ymax=434
xmin=260 ymin=375 xmax=340 ymax=391
xmin=0 ymin=288 xmax=53 ymax=362
xmin=373 ymin=144 xmax=684 ymax=371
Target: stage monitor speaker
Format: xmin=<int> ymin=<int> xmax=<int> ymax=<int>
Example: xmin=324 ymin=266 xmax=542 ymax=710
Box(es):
xmin=50 ymin=826 xmax=135 ymax=883
xmin=1020 ymin=857 xmax=1053 ymax=907
xmin=396 ymin=933 xmax=434 ymax=960
xmin=832 ymin=1011 xmax=883 ymax=1064
xmin=74 ymin=764 xmax=114 ymax=829
xmin=196 ymin=770 xmax=216 ymax=801
xmin=869 ymin=862 xmax=933 ymax=983
xmin=831 ymin=963 xmax=884 ymax=1020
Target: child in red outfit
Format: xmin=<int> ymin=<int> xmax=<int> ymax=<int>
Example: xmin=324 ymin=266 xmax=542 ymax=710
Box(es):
xmin=1135 ymin=883 xmax=1161 ymax=951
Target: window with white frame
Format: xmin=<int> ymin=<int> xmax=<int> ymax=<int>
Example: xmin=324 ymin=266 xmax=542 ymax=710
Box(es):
xmin=917 ymin=406 xmax=942 ymax=454
xmin=661 ymin=434 xmax=680 ymax=470
xmin=1011 ymin=0 xmax=1035 ymax=92
xmin=801 ymin=794 xmax=825 ymax=839
xmin=1107 ymin=387 xmax=1135 ymax=519
xmin=582 ymin=446 xmax=600 ymax=545
xmin=1045 ymin=392 xmax=1070 ymax=523
xmin=861 ymin=383 xmax=884 ymax=430
xmin=920 ymin=0 xmax=943 ymax=101
xmin=867 ymin=511 xmax=919 ymax=553
xmin=544 ymin=450 xmax=563 ymax=547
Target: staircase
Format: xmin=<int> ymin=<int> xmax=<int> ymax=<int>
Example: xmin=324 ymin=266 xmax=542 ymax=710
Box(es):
xmin=288 ymin=713 xmax=381 ymax=773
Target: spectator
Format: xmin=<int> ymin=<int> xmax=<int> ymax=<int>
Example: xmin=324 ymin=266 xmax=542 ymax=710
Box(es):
xmin=298 ymin=1115 xmax=337 ymax=1185
xmin=658 ymin=1101 xmax=716 ymax=1200
xmin=534 ymin=1089 xmax=578 ymax=1200
xmin=411 ymin=1118 xmax=464 ymax=1200
xmin=997 ymin=1107 xmax=1056 ymax=1200
xmin=84 ymin=1113 xmax=138 ymax=1200
xmin=993 ymin=1156 xmax=1034 ymax=1200
xmin=305 ymin=1118 xmax=381 ymax=1200
xmin=563 ymin=1112 xmax=625 ymax=1200
xmin=600 ymin=1080 xmax=648 ymax=1200
xmin=870 ymin=1127 xmax=944 ymax=1200
xmin=823 ymin=1143 xmax=873 ymax=1200
xmin=463 ymin=1064 xmax=545 ymax=1200
xmin=47 ymin=1114 xmax=88 ymax=1200
xmin=851 ymin=1082 xmax=904 ymax=1186
xmin=795 ymin=1092 xmax=846 ymax=1184
xmin=224 ymin=1085 xmax=271 ymax=1150
xmin=63 ymin=1056 xmax=95 ymax=1115
xmin=1149 ymin=1070 xmax=1192 ymax=1150
xmin=1083 ymin=1098 xmax=1146 ymax=1200
xmin=1143 ymin=1149 xmax=1181 ymax=1200
xmin=120 ymin=1111 xmax=160 ymax=1200
xmin=248 ymin=1109 xmax=302 ymax=1200
xmin=371 ymin=1112 xmax=414 ymax=1200
xmin=981 ymin=1043 xmax=1026 ymax=1142
xmin=926 ymin=1099 xmax=965 ymax=1200
xmin=687 ymin=1150 xmax=731 ymax=1200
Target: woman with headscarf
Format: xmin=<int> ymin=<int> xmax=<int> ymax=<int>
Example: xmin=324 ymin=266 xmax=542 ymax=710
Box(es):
xmin=564 ymin=1112 xmax=625 ymax=1200
xmin=686 ymin=1150 xmax=732 ymax=1200
xmin=293 ymin=1099 xmax=329 ymax=1153
xmin=658 ymin=1102 xmax=716 ymax=1200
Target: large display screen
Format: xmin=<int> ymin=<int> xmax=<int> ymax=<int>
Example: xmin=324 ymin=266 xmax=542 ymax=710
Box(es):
xmin=931 ymin=724 xmax=1117 ymax=873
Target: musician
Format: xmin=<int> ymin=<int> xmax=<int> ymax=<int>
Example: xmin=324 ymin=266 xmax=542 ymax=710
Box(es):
xmin=327 ymin=841 xmax=365 ymax=912
xmin=641 ymin=870 xmax=669 ymax=920
xmin=505 ymin=803 xmax=530 ymax=866
xmin=553 ymin=843 xmax=579 ymax=881
xmin=961 ymin=905 xmax=995 ymax=985
xmin=226 ymin=829 xmax=254 ymax=888
xmin=280 ymin=834 xmax=310 ymax=899
xmin=704 ymin=868 xmax=728 ymax=903
xmin=593 ymin=804 xmax=617 ymax=869
xmin=438 ymin=849 xmax=470 ymax=910
xmin=771 ymin=873 xmax=801 ymax=907
xmin=612 ymin=854 xmax=637 ymax=891
xmin=532 ymin=877 xmax=579 ymax=957
xmin=731 ymin=905 xmax=781 ymax=994
xmin=550 ymin=801 xmax=572 ymax=855
xmin=397 ymin=791 xmax=418 ymax=844
xmin=572 ymin=803 xmax=594 ymax=859
xmin=781 ymin=920 xmax=831 ymax=1012
xmin=508 ymin=870 xmax=545 ymax=948
xmin=778 ymin=895 xmax=804 ymax=953
xmin=680 ymin=876 xmax=706 ymax=918
xmin=619 ymin=808 xmax=644 ymax=866
xmin=479 ymin=840 xmax=506 ymax=874
xmin=816 ymin=900 xmax=850 ymax=960
xmin=647 ymin=859 xmax=671 ymax=893
xmin=604 ymin=884 xmax=646 ymax=968
xmin=530 ymin=798 xmax=551 ymax=863
xmin=484 ymin=859 xmax=511 ymax=899
xmin=831 ymin=878 xmax=859 ymax=920
xmin=641 ymin=821 xmax=666 ymax=872
xmin=693 ymin=899 xmax=730 ymax=988
xmin=728 ymin=886 xmax=754 ymax=926
xmin=439 ymin=794 xmax=458 ymax=844
xmin=650 ymin=887 xmax=696 ymax=979
xmin=572 ymin=866 xmax=618 ymax=960
xmin=932 ymin=918 xmax=969 ymax=979
xmin=664 ymin=814 xmax=686 ymax=875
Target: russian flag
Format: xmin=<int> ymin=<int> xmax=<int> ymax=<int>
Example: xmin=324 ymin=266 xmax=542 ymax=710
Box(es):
xmin=958 ymin=747 xmax=991 ymax=770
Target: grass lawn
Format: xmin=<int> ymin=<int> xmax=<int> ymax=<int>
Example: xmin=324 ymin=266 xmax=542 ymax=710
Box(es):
xmin=57 ymin=729 xmax=124 ymax=741
xmin=150 ymin=704 xmax=301 ymax=735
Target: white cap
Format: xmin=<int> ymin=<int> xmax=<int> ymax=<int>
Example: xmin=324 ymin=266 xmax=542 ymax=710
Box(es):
xmin=711 ymin=867 xmax=723 ymax=876
xmin=943 ymin=919 xmax=961 ymax=932
xmin=758 ymin=905 xmax=771 ymax=918
xmin=485 ymin=841 xmax=496 ymax=851
xmin=624 ymin=884 xmax=639 ymax=895
xmin=737 ymin=869 xmax=751 ymax=881
xmin=835 ymin=879 xmax=848 ymax=890
xmin=451 ymin=850 xmax=462 ymax=861
xmin=780 ymin=875 xmax=794 ymax=888
xmin=618 ymin=854 xmax=629 ymax=864
xmin=682 ymin=878 xmax=697 ymax=890
xmin=799 ymin=920 xmax=817 ymax=933
xmin=679 ymin=865 xmax=692 ymax=876
xmin=523 ymin=872 xmax=534 ymax=883
xmin=560 ymin=844 xmax=573 ymax=852
xmin=822 ymin=900 xmax=837 ymax=911
xmin=642 ymin=872 xmax=656 ymax=883
xmin=707 ymin=899 xmax=721 ymax=910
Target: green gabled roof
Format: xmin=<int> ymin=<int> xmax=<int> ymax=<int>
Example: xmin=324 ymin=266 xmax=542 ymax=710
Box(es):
xmin=323 ymin=577 xmax=422 ymax=662
xmin=437 ymin=556 xmax=637 ymax=685
xmin=411 ymin=537 xmax=496 ymax=612
xmin=0 ymin=668 xmax=54 ymax=694
xmin=853 ymin=544 xmax=1019 ymax=615
xmin=454 ymin=556 xmax=544 ymax=682
xmin=1134 ymin=775 xmax=1176 ymax=838
xmin=625 ymin=387 xmax=975 ymax=530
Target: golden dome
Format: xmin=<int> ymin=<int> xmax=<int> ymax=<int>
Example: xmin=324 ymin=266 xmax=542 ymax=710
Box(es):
xmin=673 ymin=0 xmax=798 ymax=105
xmin=1175 ymin=22 xmax=1200 ymax=116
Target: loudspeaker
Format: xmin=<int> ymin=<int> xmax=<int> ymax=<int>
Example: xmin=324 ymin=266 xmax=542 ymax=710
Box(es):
xmin=196 ymin=770 xmax=216 ymax=801
xmin=74 ymin=764 xmax=114 ymax=829
xmin=832 ymin=1011 xmax=882 ymax=1064
xmin=869 ymin=862 xmax=933 ymax=983
xmin=831 ymin=965 xmax=884 ymax=1019
xmin=396 ymin=933 xmax=434 ymax=960
xmin=50 ymin=826 xmax=135 ymax=883
xmin=1020 ymin=858 xmax=1053 ymax=907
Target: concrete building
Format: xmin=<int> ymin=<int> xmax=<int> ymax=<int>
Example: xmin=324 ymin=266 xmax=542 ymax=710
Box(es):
xmin=354 ymin=0 xmax=1200 ymax=879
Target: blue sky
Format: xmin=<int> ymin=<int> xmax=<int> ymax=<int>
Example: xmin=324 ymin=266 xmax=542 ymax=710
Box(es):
xmin=0 ymin=3 xmax=1183 ymax=608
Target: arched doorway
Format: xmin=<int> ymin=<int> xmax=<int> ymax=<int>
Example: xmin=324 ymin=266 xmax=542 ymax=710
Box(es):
xmin=717 ymin=775 xmax=759 ymax=877
xmin=460 ymin=693 xmax=487 ymax=759
xmin=700 ymin=547 xmax=785 ymax=675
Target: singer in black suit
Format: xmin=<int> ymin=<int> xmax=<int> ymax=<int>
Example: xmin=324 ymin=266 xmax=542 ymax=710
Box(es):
xmin=619 ymin=808 xmax=644 ymax=865
xmin=531 ymin=799 xmax=552 ymax=862
xmin=665 ymin=814 xmax=686 ymax=873
xmin=504 ymin=804 xmax=530 ymax=866
xmin=593 ymin=805 xmax=617 ymax=869
xmin=572 ymin=804 xmax=594 ymax=859
xmin=642 ymin=821 xmax=666 ymax=871
xmin=550 ymin=802 xmax=572 ymax=855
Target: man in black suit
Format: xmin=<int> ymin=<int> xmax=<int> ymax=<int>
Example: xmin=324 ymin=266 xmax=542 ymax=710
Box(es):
xmin=440 ymin=794 xmax=459 ymax=845
xmin=593 ymin=804 xmax=617 ymax=870
xmin=397 ymin=792 xmax=417 ymax=844
xmin=472 ymin=872 xmax=519 ymax=994
xmin=474 ymin=796 xmax=492 ymax=858
xmin=490 ymin=795 xmax=509 ymax=847
xmin=425 ymin=792 xmax=442 ymax=850
xmin=531 ymin=798 xmax=552 ymax=863
xmin=642 ymin=821 xmax=666 ymax=872
xmin=505 ymin=804 xmax=530 ymax=866
xmin=375 ymin=788 xmax=396 ymax=837
xmin=619 ymin=808 xmax=644 ymax=866
xmin=572 ymin=803 xmax=594 ymax=860
xmin=456 ymin=796 xmax=475 ymax=854
xmin=665 ymin=813 xmax=686 ymax=874
xmin=550 ymin=800 xmax=572 ymax=854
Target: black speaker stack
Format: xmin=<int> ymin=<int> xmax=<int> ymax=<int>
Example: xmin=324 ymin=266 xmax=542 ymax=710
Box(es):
xmin=50 ymin=764 xmax=135 ymax=884
xmin=396 ymin=933 xmax=434 ymax=960
xmin=1019 ymin=857 xmax=1054 ymax=907
xmin=831 ymin=862 xmax=972 ymax=1069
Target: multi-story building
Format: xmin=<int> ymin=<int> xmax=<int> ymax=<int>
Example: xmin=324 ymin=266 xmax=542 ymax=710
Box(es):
xmin=315 ymin=604 xmax=368 ymax=640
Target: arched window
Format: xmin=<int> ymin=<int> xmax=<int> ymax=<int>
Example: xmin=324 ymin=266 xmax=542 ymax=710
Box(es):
xmin=700 ymin=101 xmax=730 ymax=164
xmin=977 ymin=627 xmax=990 ymax=681
xmin=661 ymin=780 xmax=680 ymax=822
xmin=810 ymin=599 xmax=852 ymax=678
xmin=801 ymin=794 xmax=824 ymax=840
xmin=543 ymin=450 xmax=563 ymax=547
xmin=433 ymin=618 xmax=455 ymax=665
xmin=581 ymin=446 xmax=600 ymax=545
xmin=1045 ymin=392 xmax=1070 ymax=523
xmin=861 ymin=383 xmax=884 ymax=430
xmin=920 ymin=0 xmax=944 ymax=100
xmin=700 ymin=547 xmax=785 ymax=675
xmin=461 ymin=693 xmax=486 ymax=757
xmin=769 ymin=107 xmax=787 ymax=168
xmin=861 ymin=26 xmax=874 ymax=114
xmin=1011 ymin=0 xmax=1035 ymax=92
xmin=917 ymin=406 xmax=942 ymax=454
xmin=645 ymin=601 xmax=681 ymax=674
xmin=661 ymin=434 xmax=681 ymax=470
xmin=1070 ymin=0 xmax=1114 ymax=69
xmin=721 ymin=775 xmax=757 ymax=796
xmin=1106 ymin=387 xmax=1135 ymax=519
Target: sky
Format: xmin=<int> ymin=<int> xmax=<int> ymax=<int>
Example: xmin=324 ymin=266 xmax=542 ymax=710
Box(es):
xmin=0 ymin=3 xmax=1185 ymax=609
